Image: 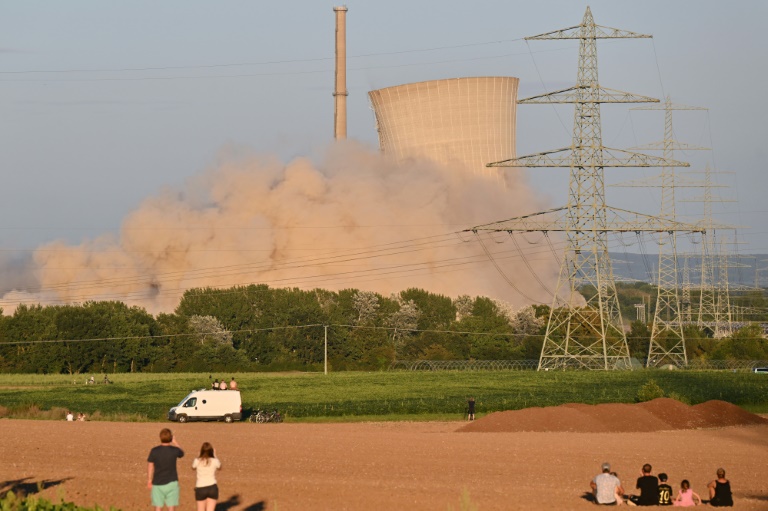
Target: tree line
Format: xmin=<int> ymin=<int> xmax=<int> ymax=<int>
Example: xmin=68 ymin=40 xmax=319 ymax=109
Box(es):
xmin=0 ymin=284 xmax=766 ymax=374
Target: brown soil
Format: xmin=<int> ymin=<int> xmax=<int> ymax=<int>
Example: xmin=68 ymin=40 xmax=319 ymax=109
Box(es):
xmin=1 ymin=399 xmax=767 ymax=510
xmin=458 ymin=398 xmax=768 ymax=433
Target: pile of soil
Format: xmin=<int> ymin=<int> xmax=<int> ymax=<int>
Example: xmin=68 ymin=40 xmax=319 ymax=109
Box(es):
xmin=458 ymin=398 xmax=767 ymax=433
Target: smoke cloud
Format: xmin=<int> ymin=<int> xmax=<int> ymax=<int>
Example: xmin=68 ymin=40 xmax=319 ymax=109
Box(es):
xmin=1 ymin=142 xmax=556 ymax=314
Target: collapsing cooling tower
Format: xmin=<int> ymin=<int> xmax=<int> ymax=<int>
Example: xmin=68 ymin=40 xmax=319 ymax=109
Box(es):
xmin=368 ymin=77 xmax=518 ymax=177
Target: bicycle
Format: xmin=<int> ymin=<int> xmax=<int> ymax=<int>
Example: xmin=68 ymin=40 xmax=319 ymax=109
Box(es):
xmin=249 ymin=409 xmax=283 ymax=423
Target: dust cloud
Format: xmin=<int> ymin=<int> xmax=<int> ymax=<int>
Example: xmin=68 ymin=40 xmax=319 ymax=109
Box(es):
xmin=1 ymin=142 xmax=556 ymax=314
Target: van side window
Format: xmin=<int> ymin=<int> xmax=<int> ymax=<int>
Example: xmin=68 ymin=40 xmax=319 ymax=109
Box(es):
xmin=184 ymin=397 xmax=197 ymax=407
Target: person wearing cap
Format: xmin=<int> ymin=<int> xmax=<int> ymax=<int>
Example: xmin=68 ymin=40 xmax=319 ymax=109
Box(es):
xmin=591 ymin=462 xmax=624 ymax=505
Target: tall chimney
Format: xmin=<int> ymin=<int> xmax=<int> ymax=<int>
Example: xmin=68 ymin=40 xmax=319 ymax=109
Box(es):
xmin=333 ymin=6 xmax=348 ymax=139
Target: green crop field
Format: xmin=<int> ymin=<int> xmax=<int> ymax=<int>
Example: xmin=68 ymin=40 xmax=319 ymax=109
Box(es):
xmin=0 ymin=370 xmax=766 ymax=422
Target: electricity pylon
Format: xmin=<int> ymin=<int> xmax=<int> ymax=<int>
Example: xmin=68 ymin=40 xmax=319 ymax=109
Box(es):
xmin=468 ymin=7 xmax=702 ymax=370
xmin=615 ymin=97 xmax=708 ymax=367
xmin=681 ymin=164 xmax=735 ymax=335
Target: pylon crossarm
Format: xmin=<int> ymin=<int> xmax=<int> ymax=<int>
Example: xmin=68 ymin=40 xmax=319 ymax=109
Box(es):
xmin=611 ymin=174 xmax=711 ymax=189
xmin=604 ymin=206 xmax=704 ymax=233
xmin=519 ymin=85 xmax=659 ymax=105
xmin=600 ymin=147 xmax=690 ymax=168
xmin=466 ymin=205 xmax=704 ymax=233
xmin=467 ymin=207 xmax=568 ymax=232
xmin=488 ymin=146 xmax=689 ymax=168
xmin=526 ymin=24 xmax=651 ymax=40
xmin=628 ymin=140 xmax=710 ymax=152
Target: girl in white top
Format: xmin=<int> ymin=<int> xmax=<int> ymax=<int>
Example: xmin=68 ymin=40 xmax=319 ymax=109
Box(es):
xmin=192 ymin=442 xmax=221 ymax=511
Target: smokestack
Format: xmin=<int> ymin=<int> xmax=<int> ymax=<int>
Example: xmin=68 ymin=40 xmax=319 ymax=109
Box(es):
xmin=333 ymin=6 xmax=348 ymax=139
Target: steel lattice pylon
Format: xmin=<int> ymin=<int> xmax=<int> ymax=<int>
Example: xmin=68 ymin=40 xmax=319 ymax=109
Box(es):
xmin=620 ymin=97 xmax=708 ymax=367
xmin=473 ymin=7 xmax=702 ymax=370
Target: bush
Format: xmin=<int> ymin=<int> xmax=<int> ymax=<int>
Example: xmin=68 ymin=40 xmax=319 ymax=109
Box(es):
xmin=636 ymin=379 xmax=665 ymax=402
xmin=0 ymin=491 xmax=119 ymax=510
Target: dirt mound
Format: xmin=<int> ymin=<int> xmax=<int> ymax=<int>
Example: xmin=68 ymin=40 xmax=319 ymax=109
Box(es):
xmin=458 ymin=398 xmax=768 ymax=433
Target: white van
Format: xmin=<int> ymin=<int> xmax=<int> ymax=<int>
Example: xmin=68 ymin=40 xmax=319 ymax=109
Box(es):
xmin=168 ymin=389 xmax=242 ymax=423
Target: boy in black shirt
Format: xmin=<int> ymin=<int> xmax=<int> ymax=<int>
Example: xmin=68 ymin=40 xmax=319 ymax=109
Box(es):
xmin=657 ymin=472 xmax=673 ymax=506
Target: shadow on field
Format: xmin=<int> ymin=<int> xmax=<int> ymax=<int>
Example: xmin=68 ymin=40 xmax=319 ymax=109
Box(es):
xmin=0 ymin=476 xmax=74 ymax=498
xmin=213 ymin=493 xmax=265 ymax=510
xmin=241 ymin=502 xmax=266 ymax=511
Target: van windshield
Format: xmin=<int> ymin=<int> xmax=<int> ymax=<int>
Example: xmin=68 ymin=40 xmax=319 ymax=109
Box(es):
xmin=177 ymin=393 xmax=194 ymax=407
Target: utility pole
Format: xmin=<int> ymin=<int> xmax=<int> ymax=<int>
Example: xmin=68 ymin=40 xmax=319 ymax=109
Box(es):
xmin=470 ymin=7 xmax=702 ymax=370
xmin=324 ymin=325 xmax=328 ymax=375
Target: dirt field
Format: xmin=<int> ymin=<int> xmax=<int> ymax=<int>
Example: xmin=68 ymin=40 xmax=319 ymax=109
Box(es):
xmin=2 ymin=400 xmax=767 ymax=510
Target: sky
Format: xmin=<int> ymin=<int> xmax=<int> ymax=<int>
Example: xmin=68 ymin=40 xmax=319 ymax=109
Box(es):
xmin=1 ymin=1 xmax=767 ymax=307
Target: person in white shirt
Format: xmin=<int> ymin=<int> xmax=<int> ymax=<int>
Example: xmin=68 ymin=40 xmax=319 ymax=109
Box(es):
xmin=65 ymin=411 xmax=74 ymax=421
xmin=192 ymin=442 xmax=221 ymax=511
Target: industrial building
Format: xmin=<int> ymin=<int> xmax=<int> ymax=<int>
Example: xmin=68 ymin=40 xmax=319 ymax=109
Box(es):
xmin=368 ymin=77 xmax=519 ymax=178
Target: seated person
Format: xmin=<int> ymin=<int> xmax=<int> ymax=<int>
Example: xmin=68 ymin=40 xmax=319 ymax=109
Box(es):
xmin=229 ymin=377 xmax=238 ymax=390
xmin=219 ymin=379 xmax=227 ymax=390
xmin=591 ymin=462 xmax=624 ymax=505
xmin=657 ymin=473 xmax=673 ymax=506
xmin=707 ymin=468 xmax=733 ymax=507
xmin=629 ymin=463 xmax=659 ymax=506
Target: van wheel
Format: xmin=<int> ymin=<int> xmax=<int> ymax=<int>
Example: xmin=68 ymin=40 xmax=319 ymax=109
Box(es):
xmin=177 ymin=414 xmax=188 ymax=423
xmin=224 ymin=414 xmax=233 ymax=423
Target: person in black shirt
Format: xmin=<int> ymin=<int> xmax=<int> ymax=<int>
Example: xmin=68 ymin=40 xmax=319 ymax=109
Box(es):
xmin=657 ymin=473 xmax=673 ymax=506
xmin=707 ymin=468 xmax=733 ymax=507
xmin=147 ymin=428 xmax=184 ymax=511
xmin=629 ymin=463 xmax=659 ymax=506
xmin=467 ymin=397 xmax=475 ymax=421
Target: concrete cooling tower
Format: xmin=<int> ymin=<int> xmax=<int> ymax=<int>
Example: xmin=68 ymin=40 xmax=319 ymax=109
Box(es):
xmin=368 ymin=77 xmax=518 ymax=177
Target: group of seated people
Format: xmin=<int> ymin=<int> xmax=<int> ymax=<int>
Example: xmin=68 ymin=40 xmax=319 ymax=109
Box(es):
xmin=210 ymin=377 xmax=238 ymax=391
xmin=591 ymin=463 xmax=733 ymax=507
xmin=65 ymin=411 xmax=87 ymax=422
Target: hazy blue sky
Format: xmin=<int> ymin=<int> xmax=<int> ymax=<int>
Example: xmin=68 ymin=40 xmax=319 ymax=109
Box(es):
xmin=1 ymin=0 xmax=766 ymax=256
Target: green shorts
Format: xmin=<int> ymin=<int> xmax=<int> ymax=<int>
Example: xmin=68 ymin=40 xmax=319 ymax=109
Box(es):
xmin=152 ymin=481 xmax=180 ymax=507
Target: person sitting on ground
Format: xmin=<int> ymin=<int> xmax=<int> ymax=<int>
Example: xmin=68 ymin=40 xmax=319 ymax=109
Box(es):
xmin=591 ymin=462 xmax=624 ymax=505
xmin=657 ymin=472 xmax=673 ymax=506
xmin=66 ymin=410 xmax=74 ymax=421
xmin=229 ymin=377 xmax=237 ymax=390
xmin=77 ymin=412 xmax=86 ymax=421
xmin=707 ymin=468 xmax=733 ymax=507
xmin=610 ymin=472 xmax=624 ymax=506
xmin=89 ymin=376 xmax=95 ymax=385
xmin=672 ymin=479 xmax=701 ymax=507
xmin=218 ymin=379 xmax=227 ymax=391
xmin=628 ymin=463 xmax=659 ymax=506
xmin=212 ymin=379 xmax=219 ymax=390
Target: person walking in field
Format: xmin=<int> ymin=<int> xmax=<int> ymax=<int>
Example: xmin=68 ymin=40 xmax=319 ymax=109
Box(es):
xmin=467 ymin=397 xmax=475 ymax=421
xmin=707 ymin=468 xmax=733 ymax=507
xmin=672 ymin=479 xmax=701 ymax=507
xmin=192 ymin=442 xmax=222 ymax=511
xmin=147 ymin=428 xmax=184 ymax=511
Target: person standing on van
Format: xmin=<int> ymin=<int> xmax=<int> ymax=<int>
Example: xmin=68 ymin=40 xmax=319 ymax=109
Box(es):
xmin=147 ymin=428 xmax=184 ymax=511
xmin=192 ymin=442 xmax=221 ymax=511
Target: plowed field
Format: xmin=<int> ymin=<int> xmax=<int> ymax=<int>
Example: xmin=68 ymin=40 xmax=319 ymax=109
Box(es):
xmin=2 ymin=399 xmax=766 ymax=510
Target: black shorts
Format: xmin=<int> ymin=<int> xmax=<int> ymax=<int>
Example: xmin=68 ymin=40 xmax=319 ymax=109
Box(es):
xmin=194 ymin=484 xmax=219 ymax=501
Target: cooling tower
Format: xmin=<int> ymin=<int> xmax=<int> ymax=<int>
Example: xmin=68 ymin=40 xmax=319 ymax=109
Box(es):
xmin=368 ymin=77 xmax=518 ymax=177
